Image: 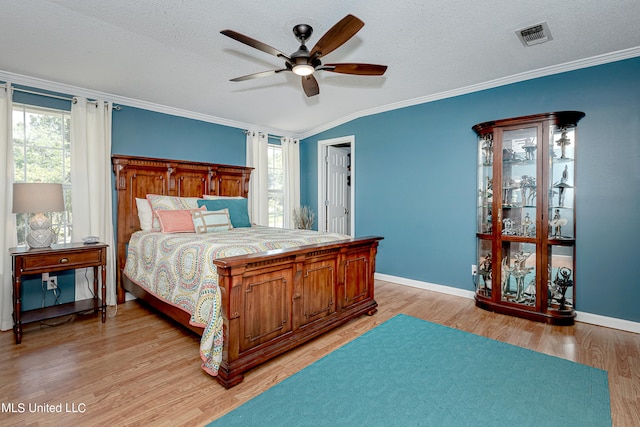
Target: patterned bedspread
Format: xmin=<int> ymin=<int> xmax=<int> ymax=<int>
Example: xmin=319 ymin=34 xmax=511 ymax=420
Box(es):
xmin=123 ymin=226 xmax=350 ymax=376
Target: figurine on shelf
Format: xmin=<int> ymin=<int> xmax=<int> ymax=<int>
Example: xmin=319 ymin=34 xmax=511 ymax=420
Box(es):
xmin=554 ymin=165 xmax=572 ymax=207
xmin=502 ymin=218 xmax=518 ymax=235
xmin=501 ymin=256 xmax=510 ymax=297
xmin=552 ymin=267 xmax=574 ymax=310
xmin=479 ymin=253 xmax=492 ymax=292
xmin=555 ymin=129 xmax=571 ymax=159
xmin=520 ymin=175 xmax=536 ymax=206
xmin=524 ymin=278 xmax=536 ymax=305
xmin=482 ymin=135 xmax=493 ymax=165
xmin=522 ymin=137 xmax=537 ymax=160
xmin=503 ymin=148 xmax=521 ymax=163
xmin=505 ymin=251 xmax=534 ymax=303
xmin=503 ymin=178 xmax=519 ymax=207
xmin=549 ymin=209 xmax=567 ymax=238
xmin=522 ymin=213 xmax=533 ymax=236
xmin=485 ymin=176 xmax=493 ymax=200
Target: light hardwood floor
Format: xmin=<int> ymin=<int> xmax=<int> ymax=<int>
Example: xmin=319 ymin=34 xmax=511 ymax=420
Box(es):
xmin=1 ymin=280 xmax=638 ymax=426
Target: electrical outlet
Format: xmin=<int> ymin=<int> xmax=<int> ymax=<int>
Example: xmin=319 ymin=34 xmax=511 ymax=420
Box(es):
xmin=471 ymin=264 xmax=478 ymax=276
xmin=47 ymin=276 xmax=58 ymax=290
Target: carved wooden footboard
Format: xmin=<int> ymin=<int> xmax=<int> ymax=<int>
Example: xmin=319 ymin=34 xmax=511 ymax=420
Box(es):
xmin=112 ymin=155 xmax=382 ymax=388
xmin=214 ymin=236 xmax=380 ymax=387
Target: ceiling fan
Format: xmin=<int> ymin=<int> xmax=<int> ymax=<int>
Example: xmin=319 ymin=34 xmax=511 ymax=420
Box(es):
xmin=221 ymin=14 xmax=387 ymax=97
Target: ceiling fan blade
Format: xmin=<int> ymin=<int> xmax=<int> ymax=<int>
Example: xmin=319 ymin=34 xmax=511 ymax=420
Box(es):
xmin=302 ymin=75 xmax=319 ymax=97
xmin=310 ymin=14 xmax=364 ymax=58
xmin=230 ymin=69 xmax=289 ymax=82
xmin=221 ymin=29 xmax=290 ymax=60
xmin=322 ymin=63 xmax=388 ymax=76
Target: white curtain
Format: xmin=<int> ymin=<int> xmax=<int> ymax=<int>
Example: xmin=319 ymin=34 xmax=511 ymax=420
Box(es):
xmin=246 ymin=130 xmax=269 ymax=226
xmin=0 ymin=83 xmax=16 ymax=331
xmin=70 ymin=97 xmax=116 ymax=305
xmin=282 ymin=137 xmax=301 ymax=229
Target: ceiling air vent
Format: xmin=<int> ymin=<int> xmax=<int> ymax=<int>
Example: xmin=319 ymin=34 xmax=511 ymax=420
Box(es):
xmin=516 ymin=22 xmax=552 ymax=46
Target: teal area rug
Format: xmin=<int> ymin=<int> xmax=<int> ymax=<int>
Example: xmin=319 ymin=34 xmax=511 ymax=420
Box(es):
xmin=209 ymin=314 xmax=611 ymax=427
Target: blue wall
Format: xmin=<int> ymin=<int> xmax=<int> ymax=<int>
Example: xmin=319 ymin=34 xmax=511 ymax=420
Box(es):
xmin=301 ymin=56 xmax=640 ymax=323
xmin=111 ymin=106 xmax=246 ymax=165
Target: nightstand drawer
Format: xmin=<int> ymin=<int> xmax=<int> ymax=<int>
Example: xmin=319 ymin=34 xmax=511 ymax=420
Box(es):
xmin=21 ymin=249 xmax=103 ymax=273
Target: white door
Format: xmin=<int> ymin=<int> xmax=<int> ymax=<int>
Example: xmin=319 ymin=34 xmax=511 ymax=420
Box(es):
xmin=326 ymin=146 xmax=350 ymax=235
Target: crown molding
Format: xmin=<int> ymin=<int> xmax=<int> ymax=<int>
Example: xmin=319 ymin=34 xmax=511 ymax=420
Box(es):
xmin=299 ymin=46 xmax=640 ymax=139
xmin=3 ymin=45 xmax=639 ymax=141
xmin=0 ymin=69 xmax=290 ymax=138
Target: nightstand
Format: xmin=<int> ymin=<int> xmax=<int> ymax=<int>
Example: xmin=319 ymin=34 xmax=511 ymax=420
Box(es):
xmin=9 ymin=242 xmax=108 ymax=344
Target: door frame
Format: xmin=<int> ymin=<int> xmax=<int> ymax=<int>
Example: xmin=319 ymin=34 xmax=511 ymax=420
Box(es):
xmin=317 ymin=135 xmax=355 ymax=236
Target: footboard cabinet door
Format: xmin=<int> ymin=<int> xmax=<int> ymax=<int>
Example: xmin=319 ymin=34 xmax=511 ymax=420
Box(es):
xmin=293 ymin=257 xmax=337 ymax=329
xmin=239 ymin=268 xmax=293 ymax=353
xmin=339 ymin=248 xmax=374 ymax=310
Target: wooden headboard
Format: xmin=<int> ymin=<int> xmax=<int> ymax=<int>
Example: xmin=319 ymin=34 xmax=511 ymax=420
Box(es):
xmin=111 ymin=155 xmax=253 ymax=303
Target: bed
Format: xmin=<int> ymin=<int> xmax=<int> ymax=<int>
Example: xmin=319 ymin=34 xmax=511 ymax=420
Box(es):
xmin=112 ymin=155 xmax=382 ymax=388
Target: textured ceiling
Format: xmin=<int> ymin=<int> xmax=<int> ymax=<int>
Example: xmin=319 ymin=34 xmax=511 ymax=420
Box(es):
xmin=1 ymin=0 xmax=640 ymax=137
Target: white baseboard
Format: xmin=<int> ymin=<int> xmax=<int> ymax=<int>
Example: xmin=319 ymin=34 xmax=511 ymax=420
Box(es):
xmin=574 ymin=311 xmax=640 ymax=334
xmin=375 ymin=273 xmax=640 ymax=334
xmin=375 ymin=273 xmax=476 ymax=300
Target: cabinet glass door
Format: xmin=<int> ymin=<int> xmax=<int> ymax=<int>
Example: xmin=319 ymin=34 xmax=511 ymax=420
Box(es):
xmin=548 ymin=124 xmax=576 ymax=312
xmin=501 ymin=127 xmax=537 ymax=238
xmin=477 ymin=133 xmax=493 ymax=235
xmin=549 ymin=125 xmax=576 ymax=240
xmin=500 ymin=126 xmax=538 ymax=307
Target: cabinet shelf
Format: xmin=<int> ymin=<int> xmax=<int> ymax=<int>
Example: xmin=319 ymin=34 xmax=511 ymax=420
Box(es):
xmin=474 ymin=111 xmax=584 ymax=325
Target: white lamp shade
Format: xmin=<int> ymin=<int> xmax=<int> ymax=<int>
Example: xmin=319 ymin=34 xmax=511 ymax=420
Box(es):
xmin=12 ymin=183 xmax=65 ymax=214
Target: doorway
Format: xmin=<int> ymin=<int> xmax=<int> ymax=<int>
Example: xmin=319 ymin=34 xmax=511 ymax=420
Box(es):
xmin=317 ymin=136 xmax=355 ymax=236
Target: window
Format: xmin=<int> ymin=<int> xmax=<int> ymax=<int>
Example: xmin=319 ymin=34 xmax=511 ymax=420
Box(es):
xmin=267 ymin=144 xmax=284 ymax=227
xmin=12 ymin=104 xmax=72 ymax=246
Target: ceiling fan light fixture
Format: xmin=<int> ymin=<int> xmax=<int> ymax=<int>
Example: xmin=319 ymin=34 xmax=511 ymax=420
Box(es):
xmin=221 ymin=15 xmax=387 ymax=97
xmin=292 ymin=64 xmax=315 ymax=76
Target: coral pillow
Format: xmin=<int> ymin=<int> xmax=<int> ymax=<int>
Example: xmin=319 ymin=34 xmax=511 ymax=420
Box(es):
xmin=156 ymin=207 xmax=205 ymax=233
xmin=146 ymin=194 xmax=201 ymax=230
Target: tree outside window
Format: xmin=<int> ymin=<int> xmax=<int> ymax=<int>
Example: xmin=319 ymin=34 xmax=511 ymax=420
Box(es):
xmin=12 ymin=104 xmax=72 ymax=246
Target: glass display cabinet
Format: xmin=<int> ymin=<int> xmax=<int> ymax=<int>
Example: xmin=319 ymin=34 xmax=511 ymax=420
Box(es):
xmin=473 ymin=111 xmax=585 ymax=325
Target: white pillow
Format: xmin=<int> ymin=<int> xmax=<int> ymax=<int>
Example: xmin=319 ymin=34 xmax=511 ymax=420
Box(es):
xmin=136 ymin=198 xmax=153 ymax=231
